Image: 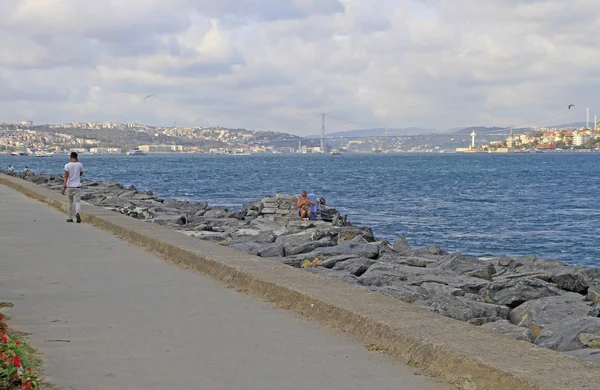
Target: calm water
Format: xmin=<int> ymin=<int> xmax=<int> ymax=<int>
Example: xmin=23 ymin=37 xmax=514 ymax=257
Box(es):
xmin=2 ymin=153 xmax=599 ymax=267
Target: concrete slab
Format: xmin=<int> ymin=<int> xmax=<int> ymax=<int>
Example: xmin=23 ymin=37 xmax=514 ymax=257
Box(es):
xmin=0 ymin=183 xmax=447 ymax=390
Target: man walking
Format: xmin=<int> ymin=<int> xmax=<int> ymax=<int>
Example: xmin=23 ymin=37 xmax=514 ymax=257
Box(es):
xmin=61 ymin=152 xmax=84 ymax=223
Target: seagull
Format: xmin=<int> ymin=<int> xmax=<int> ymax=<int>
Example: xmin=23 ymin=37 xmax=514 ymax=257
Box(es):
xmin=143 ymin=95 xmax=156 ymax=102
xmin=568 ymin=104 xmax=575 ymax=110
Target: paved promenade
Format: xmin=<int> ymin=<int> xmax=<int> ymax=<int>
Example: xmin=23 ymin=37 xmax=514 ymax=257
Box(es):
xmin=0 ymin=184 xmax=447 ymax=390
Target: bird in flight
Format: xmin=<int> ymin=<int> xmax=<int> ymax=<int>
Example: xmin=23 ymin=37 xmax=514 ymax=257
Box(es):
xmin=143 ymin=95 xmax=156 ymax=102
xmin=568 ymin=104 xmax=575 ymax=110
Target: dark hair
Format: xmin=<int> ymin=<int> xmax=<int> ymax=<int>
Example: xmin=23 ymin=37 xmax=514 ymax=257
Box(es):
xmin=70 ymin=152 xmax=78 ymax=159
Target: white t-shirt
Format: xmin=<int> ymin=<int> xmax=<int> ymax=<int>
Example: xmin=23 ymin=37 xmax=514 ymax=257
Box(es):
xmin=64 ymin=162 xmax=84 ymax=188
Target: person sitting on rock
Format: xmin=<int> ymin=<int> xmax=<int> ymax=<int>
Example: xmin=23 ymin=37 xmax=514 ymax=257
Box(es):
xmin=297 ymin=190 xmax=315 ymax=220
xmin=7 ymin=164 xmax=14 ymax=173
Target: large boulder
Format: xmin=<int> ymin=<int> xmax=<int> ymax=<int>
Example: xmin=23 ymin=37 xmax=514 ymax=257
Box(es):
xmin=337 ymin=226 xmax=376 ymax=242
xmin=375 ymin=284 xmax=427 ymax=303
xmin=392 ymin=235 xmax=412 ymax=256
xmin=534 ymin=317 xmax=600 ymax=351
xmin=285 ymin=237 xmax=335 ymax=256
xmin=588 ymin=284 xmax=600 ymax=304
xmin=480 ymin=320 xmax=533 ymax=342
xmin=307 ymin=236 xmax=380 ymax=259
xmin=431 ymin=254 xmax=496 ymax=281
xmin=418 ymin=294 xmax=510 ymax=322
xmin=332 ymin=257 xmax=375 ymax=277
xmin=320 ymin=255 xmax=361 ymax=269
xmin=479 ymin=278 xmax=563 ymax=308
xmin=508 ymin=293 xmax=599 ymax=338
xmin=411 ymin=246 xmax=448 ymax=258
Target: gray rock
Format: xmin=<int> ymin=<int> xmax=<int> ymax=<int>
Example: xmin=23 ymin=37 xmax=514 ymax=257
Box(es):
xmin=409 ymin=273 xmax=489 ymax=294
xmin=419 ymin=294 xmax=510 ymax=322
xmin=229 ymin=211 xmax=247 ymax=220
xmin=133 ymin=193 xmax=156 ymax=201
xmin=432 ymin=254 xmax=496 ymax=281
xmin=376 ymin=284 xmax=427 ymax=303
xmin=358 ymin=265 xmax=411 ymax=287
xmin=308 ymin=236 xmax=380 ymax=259
xmin=203 ymin=209 xmax=231 ymax=219
xmin=467 ymin=317 xmax=504 ymax=326
xmin=534 ymin=317 xmax=600 ymax=351
xmin=509 ymin=293 xmax=598 ymax=338
xmin=285 ymin=237 xmax=335 ymax=256
xmin=479 ymin=278 xmax=563 ymax=308
xmin=481 ymin=320 xmax=533 ymax=342
xmin=332 ymin=258 xmax=375 ymax=277
xmin=320 ymin=254 xmax=361 ymax=269
xmin=127 ymin=184 xmax=138 ymax=192
xmin=392 ymin=235 xmax=412 ymax=256
xmin=565 ymin=349 xmax=600 ymax=365
xmin=152 ymin=215 xmax=187 ymax=226
xmin=417 ymin=282 xmax=465 ymax=297
xmin=97 ymin=197 xmax=135 ymax=208
xmin=337 ymin=226 xmax=375 ymax=242
xmin=588 ymin=284 xmax=600 ymax=304
xmin=257 ymin=243 xmax=285 ymax=258
xmin=276 ymin=230 xmax=317 ymax=254
xmin=118 ymin=190 xmax=138 ymax=198
xmin=411 ymin=246 xmax=448 ymax=258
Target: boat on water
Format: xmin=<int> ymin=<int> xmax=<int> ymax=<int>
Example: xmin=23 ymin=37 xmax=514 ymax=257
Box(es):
xmin=330 ymin=149 xmax=342 ymax=155
xmin=10 ymin=152 xmax=18 ymax=156
xmin=372 ymin=146 xmax=383 ymax=153
xmin=35 ymin=152 xmax=54 ymax=157
xmin=127 ymin=149 xmax=147 ymax=156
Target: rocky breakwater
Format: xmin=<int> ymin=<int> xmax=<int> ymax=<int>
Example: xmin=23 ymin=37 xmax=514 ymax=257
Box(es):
xmin=8 ymin=172 xmax=600 ymax=366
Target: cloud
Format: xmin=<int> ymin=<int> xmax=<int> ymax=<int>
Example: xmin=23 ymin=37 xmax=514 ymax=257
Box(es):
xmin=0 ymin=0 xmax=599 ymax=133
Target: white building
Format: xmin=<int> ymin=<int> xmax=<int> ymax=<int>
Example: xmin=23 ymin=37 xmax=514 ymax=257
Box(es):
xmin=573 ymin=131 xmax=592 ymax=146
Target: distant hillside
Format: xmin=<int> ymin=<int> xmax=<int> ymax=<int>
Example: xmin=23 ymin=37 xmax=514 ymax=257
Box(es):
xmin=307 ymin=127 xmax=438 ymax=138
xmin=549 ymin=122 xmax=589 ymax=129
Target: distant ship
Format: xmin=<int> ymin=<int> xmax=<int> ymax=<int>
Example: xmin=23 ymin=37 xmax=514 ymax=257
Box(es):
xmin=127 ymin=149 xmax=147 ymax=155
xmin=372 ymin=146 xmax=383 ymax=153
xmin=35 ymin=152 xmax=54 ymax=157
xmin=12 ymin=150 xmax=29 ymax=156
xmin=330 ymin=149 xmax=342 ymax=155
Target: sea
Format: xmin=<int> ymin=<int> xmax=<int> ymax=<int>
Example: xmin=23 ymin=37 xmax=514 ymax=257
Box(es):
xmin=2 ymin=153 xmax=599 ymax=268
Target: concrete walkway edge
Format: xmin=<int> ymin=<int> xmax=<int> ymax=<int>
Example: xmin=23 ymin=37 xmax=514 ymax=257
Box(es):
xmin=2 ymin=174 xmax=598 ymax=390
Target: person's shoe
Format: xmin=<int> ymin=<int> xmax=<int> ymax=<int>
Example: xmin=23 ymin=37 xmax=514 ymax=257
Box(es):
xmin=76 ymin=213 xmax=81 ymax=224
xmin=66 ymin=218 xmax=74 ymax=223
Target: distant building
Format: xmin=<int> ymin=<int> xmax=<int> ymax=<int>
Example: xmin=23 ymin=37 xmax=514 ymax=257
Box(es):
xmin=21 ymin=120 xmax=33 ymax=126
xmin=138 ymin=144 xmax=183 ymax=153
xmin=573 ymin=131 xmax=592 ymax=146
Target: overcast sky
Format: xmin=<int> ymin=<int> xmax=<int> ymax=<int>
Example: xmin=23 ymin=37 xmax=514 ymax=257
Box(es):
xmin=0 ymin=0 xmax=598 ymax=135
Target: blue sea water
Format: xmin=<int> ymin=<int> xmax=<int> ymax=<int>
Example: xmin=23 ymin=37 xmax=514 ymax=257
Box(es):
xmin=2 ymin=153 xmax=599 ymax=267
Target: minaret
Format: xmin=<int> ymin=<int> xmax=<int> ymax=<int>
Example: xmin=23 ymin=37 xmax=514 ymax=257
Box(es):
xmin=470 ymin=130 xmax=477 ymax=150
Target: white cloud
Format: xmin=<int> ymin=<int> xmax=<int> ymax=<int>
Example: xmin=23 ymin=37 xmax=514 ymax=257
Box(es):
xmin=0 ymin=0 xmax=599 ymax=133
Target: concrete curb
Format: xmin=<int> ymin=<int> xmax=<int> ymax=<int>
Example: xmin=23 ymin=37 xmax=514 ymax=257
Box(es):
xmin=2 ymin=175 xmax=599 ymax=390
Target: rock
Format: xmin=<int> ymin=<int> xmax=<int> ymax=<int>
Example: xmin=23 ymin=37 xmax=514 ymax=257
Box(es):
xmin=417 ymin=282 xmax=465 ymax=297
xmin=508 ymin=293 xmax=598 ymax=338
xmin=286 ymin=237 xmax=335 ymax=256
xmin=261 ymin=207 xmax=276 ymax=214
xmin=409 ymin=273 xmax=489 ymax=294
xmin=152 ymin=215 xmax=187 ymax=226
xmin=229 ymin=211 xmax=247 ymax=220
xmin=308 ymin=236 xmax=380 ymax=259
xmin=579 ymin=333 xmax=600 ymax=349
xmin=359 ymin=265 xmax=410 ymax=287
xmin=432 ymin=254 xmax=496 ymax=281
xmin=376 ymin=284 xmax=427 ymax=303
xmin=550 ymin=267 xmax=596 ymax=294
xmin=392 ymin=235 xmax=412 ymax=256
xmin=257 ymin=243 xmax=285 ymax=258
xmin=118 ymin=190 xmax=138 ymax=198
xmin=133 ymin=193 xmax=156 ymax=201
xmin=411 ymin=246 xmax=448 ymax=258
xmin=97 ymin=197 xmax=135 ymax=208
xmin=419 ymin=294 xmax=510 ymax=322
xmin=535 ymin=317 xmax=600 ymax=351
xmin=337 ymin=226 xmax=375 ymax=242
xmin=467 ymin=317 xmax=503 ymax=326
xmin=128 ymin=184 xmax=138 ymax=192
xmin=203 ymin=209 xmax=231 ymax=219
xmin=588 ymin=285 xmax=600 ymax=303
xmin=320 ymin=255 xmax=361 ymax=269
xmin=479 ymin=278 xmax=563 ymax=308
xmin=480 ymin=320 xmax=533 ymax=342
xmin=565 ymin=349 xmax=600 ymax=365
xmin=332 ymin=258 xmax=375 ymax=277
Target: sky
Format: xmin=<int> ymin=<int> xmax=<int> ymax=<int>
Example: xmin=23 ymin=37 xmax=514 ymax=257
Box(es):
xmin=0 ymin=0 xmax=598 ymax=135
